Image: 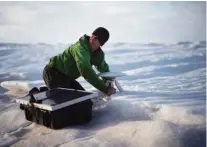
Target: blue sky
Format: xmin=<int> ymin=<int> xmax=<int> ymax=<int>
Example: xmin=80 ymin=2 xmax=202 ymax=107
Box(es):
xmin=0 ymin=1 xmax=206 ymax=44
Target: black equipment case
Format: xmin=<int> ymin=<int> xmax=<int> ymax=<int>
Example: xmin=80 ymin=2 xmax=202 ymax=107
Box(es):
xmin=16 ymin=88 xmax=98 ymax=129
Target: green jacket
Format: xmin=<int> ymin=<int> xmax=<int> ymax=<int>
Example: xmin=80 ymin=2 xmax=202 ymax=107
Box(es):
xmin=48 ymin=35 xmax=110 ymax=94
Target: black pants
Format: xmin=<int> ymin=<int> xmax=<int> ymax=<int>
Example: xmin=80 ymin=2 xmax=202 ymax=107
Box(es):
xmin=43 ymin=65 xmax=85 ymax=91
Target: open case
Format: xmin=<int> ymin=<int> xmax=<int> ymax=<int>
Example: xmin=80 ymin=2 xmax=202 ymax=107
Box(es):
xmin=15 ymin=72 xmax=125 ymax=129
xmin=16 ymin=88 xmax=98 ymax=129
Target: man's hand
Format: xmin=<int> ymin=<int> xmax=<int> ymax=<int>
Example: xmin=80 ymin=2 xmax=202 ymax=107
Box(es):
xmin=107 ymin=87 xmax=116 ymax=96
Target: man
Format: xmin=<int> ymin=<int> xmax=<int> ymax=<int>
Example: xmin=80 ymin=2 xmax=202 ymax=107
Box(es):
xmin=43 ymin=27 xmax=116 ymax=96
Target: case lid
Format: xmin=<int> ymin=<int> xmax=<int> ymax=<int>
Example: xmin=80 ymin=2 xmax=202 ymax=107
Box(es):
xmin=16 ymin=88 xmax=98 ymax=111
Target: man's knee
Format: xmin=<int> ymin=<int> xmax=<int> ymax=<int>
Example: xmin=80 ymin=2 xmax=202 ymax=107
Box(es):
xmin=71 ymin=80 xmax=85 ymax=91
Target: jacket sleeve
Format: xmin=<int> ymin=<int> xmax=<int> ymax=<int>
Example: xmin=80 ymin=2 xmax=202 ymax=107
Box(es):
xmin=95 ymin=53 xmax=110 ymax=73
xmin=71 ymin=46 xmax=108 ymax=94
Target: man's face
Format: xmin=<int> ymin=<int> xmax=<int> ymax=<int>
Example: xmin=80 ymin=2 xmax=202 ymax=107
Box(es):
xmin=90 ymin=35 xmax=101 ymax=50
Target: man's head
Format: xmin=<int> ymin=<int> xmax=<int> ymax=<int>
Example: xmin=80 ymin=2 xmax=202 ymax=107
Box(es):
xmin=89 ymin=27 xmax=109 ymax=51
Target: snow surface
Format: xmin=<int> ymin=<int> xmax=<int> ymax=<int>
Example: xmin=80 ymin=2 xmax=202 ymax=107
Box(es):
xmin=0 ymin=41 xmax=206 ymax=147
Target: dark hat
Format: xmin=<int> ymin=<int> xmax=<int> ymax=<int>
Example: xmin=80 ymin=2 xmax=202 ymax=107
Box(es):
xmin=92 ymin=27 xmax=110 ymax=46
